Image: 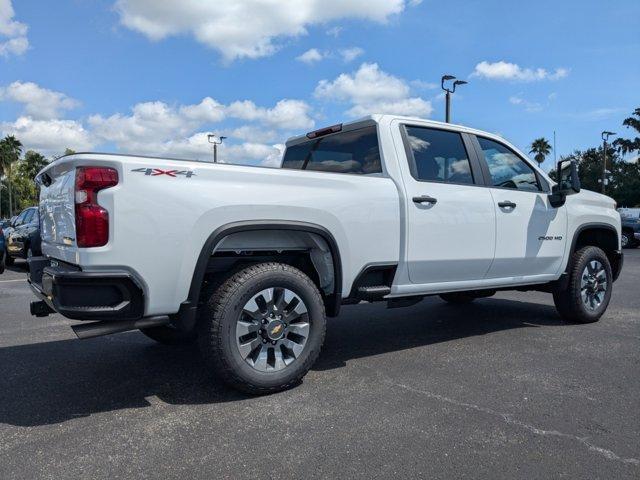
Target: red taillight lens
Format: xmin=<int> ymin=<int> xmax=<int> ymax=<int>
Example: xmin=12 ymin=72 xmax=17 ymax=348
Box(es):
xmin=75 ymin=167 xmax=118 ymax=247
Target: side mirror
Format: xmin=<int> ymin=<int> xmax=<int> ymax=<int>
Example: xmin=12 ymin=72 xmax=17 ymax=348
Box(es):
xmin=549 ymin=159 xmax=580 ymax=208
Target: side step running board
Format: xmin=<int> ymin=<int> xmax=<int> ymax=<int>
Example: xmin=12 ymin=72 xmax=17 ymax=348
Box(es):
xmin=357 ymin=285 xmax=391 ymax=302
xmin=72 ymin=316 xmax=170 ymax=340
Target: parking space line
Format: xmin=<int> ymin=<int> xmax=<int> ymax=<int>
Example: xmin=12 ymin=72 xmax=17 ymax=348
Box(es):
xmin=0 ymin=279 xmax=26 ymax=283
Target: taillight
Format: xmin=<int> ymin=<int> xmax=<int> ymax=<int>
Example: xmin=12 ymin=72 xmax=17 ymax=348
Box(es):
xmin=75 ymin=167 xmax=118 ymax=247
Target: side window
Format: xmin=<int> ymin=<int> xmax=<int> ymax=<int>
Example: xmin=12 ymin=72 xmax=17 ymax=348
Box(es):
xmin=14 ymin=210 xmax=29 ymax=226
xmin=477 ymin=137 xmax=541 ymax=192
xmin=404 ymin=126 xmax=474 ymax=184
xmin=23 ymin=209 xmax=35 ymax=224
xmin=282 ymin=126 xmax=381 ymax=174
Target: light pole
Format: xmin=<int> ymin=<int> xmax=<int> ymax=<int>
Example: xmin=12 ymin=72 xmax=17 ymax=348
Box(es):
xmin=207 ymin=134 xmax=227 ymax=163
xmin=441 ymin=75 xmax=467 ymax=123
xmin=601 ymin=131 xmax=616 ymax=194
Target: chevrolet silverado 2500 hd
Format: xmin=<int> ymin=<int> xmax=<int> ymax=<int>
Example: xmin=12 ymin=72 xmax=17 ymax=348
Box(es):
xmin=28 ymin=115 xmax=623 ymax=393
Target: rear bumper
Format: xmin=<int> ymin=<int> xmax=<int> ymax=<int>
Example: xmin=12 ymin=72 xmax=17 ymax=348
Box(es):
xmin=28 ymin=256 xmax=144 ymax=321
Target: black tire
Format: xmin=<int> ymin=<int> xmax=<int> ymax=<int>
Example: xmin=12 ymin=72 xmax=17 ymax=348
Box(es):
xmin=0 ymin=252 xmax=5 ymax=274
xmin=440 ymin=292 xmax=476 ymax=304
xmin=198 ymin=262 xmax=326 ymax=395
xmin=140 ymin=325 xmax=197 ymax=345
xmin=553 ymin=246 xmax=613 ymax=324
xmin=5 ymin=251 xmax=14 ymax=266
xmin=621 ymin=231 xmax=633 ymax=249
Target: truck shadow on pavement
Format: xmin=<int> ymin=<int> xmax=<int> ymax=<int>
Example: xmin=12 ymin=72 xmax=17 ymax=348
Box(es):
xmin=0 ymin=297 xmax=564 ymax=427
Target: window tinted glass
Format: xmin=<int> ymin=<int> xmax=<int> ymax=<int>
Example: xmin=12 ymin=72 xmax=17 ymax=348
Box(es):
xmin=282 ymin=126 xmax=381 ymax=174
xmin=15 ymin=210 xmax=29 ymax=225
xmin=405 ymin=126 xmax=474 ymax=184
xmin=23 ymin=209 xmax=35 ymax=224
xmin=478 ymin=137 xmax=541 ymax=192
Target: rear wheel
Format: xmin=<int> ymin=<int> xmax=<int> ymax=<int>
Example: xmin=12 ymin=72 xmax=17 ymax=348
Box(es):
xmin=198 ymin=262 xmax=326 ymax=394
xmin=553 ymin=246 xmax=612 ymax=324
xmin=440 ymin=292 xmax=477 ymax=304
xmin=621 ymin=231 xmax=633 ymax=249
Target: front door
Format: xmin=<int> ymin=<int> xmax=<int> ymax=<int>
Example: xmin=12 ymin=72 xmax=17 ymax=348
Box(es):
xmin=474 ymin=136 xmax=567 ymax=278
xmin=395 ymin=123 xmax=496 ymax=285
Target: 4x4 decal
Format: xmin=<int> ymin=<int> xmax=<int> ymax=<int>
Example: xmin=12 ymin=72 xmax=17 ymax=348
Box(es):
xmin=131 ymin=167 xmax=196 ymax=178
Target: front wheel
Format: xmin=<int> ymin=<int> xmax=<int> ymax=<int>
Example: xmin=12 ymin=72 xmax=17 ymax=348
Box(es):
xmin=5 ymin=251 xmax=14 ymax=266
xmin=198 ymin=262 xmax=326 ymax=394
xmin=553 ymin=246 xmax=613 ymax=324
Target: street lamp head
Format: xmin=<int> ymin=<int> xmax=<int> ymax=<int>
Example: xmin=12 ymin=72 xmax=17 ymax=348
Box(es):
xmin=453 ymin=80 xmax=468 ymax=86
xmin=601 ymin=131 xmax=616 ymax=141
xmin=441 ymin=74 xmax=456 ymax=91
xmin=207 ymin=134 xmax=216 ymax=143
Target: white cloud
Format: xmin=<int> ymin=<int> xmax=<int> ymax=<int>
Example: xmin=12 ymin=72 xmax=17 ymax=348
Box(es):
xmin=0 ymin=81 xmax=80 ymax=119
xmin=315 ymin=62 xmax=433 ymax=118
xmin=1 ymin=117 xmax=95 ymax=154
xmin=226 ymin=99 xmax=314 ymax=129
xmin=179 ymin=97 xmax=226 ymax=123
xmin=472 ymin=61 xmax=569 ymax=82
xmin=296 ymin=48 xmax=325 ymax=64
xmin=326 ymin=26 xmax=343 ymax=37
xmin=339 ymin=47 xmax=364 ymax=63
xmin=509 ymin=95 xmax=542 ymax=112
xmin=85 ymin=96 xmax=312 ymax=161
xmin=229 ymin=125 xmax=279 ymax=143
xmin=114 ymin=0 xmax=408 ymax=61
xmin=0 ymin=0 xmax=28 ymax=57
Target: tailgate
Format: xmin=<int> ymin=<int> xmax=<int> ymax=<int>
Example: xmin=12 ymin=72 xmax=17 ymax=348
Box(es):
xmin=39 ymin=163 xmax=76 ymax=250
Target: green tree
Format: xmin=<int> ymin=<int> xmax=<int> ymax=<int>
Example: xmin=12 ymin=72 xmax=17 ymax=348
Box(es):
xmin=559 ymin=146 xmax=640 ymax=207
xmin=529 ymin=137 xmax=552 ymax=167
xmin=15 ymin=151 xmax=49 ymax=207
xmin=0 ymin=135 xmax=23 ymax=218
xmin=613 ymin=107 xmax=640 ymax=155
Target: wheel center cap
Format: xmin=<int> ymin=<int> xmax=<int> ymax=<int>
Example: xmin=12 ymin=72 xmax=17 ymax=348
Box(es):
xmin=265 ymin=320 xmax=285 ymax=340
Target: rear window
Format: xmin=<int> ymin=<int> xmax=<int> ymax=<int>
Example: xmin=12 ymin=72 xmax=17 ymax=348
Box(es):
xmin=282 ymin=126 xmax=382 ymax=174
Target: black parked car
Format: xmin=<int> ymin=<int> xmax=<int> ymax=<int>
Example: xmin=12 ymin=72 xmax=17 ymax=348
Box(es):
xmin=6 ymin=207 xmax=42 ymax=265
xmin=621 ymin=211 xmax=640 ymax=249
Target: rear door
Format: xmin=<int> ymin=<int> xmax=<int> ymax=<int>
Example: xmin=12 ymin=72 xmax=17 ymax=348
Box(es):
xmin=473 ymin=136 xmax=567 ymax=278
xmin=395 ymin=123 xmax=496 ymax=284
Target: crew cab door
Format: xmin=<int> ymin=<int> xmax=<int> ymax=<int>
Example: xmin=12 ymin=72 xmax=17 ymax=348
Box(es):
xmin=393 ymin=123 xmax=496 ymax=284
xmin=472 ymin=136 xmax=567 ymax=278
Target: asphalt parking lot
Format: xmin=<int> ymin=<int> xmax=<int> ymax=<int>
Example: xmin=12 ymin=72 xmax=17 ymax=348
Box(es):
xmin=1 ymin=251 xmax=639 ymax=479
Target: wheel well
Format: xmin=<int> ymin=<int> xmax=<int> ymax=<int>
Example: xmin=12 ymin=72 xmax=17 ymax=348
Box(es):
xmin=179 ymin=223 xmax=342 ymax=329
xmin=572 ymin=225 xmax=622 ymax=279
xmin=574 ymin=227 xmax=618 ymax=253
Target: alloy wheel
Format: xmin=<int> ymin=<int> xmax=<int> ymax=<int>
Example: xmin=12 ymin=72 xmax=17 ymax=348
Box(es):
xmin=235 ymin=287 xmax=310 ymax=372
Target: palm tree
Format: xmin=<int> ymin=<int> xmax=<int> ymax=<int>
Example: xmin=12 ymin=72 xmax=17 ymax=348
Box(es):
xmin=0 ymin=135 xmax=24 ymax=218
xmin=529 ymin=137 xmax=552 ymax=167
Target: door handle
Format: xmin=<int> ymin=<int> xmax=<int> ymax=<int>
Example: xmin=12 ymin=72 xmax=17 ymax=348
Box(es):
xmin=498 ymin=200 xmax=517 ymax=209
xmin=413 ymin=195 xmax=438 ymax=205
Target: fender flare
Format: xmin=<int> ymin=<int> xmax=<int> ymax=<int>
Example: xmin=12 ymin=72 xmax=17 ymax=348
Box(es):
xmin=561 ymin=222 xmax=623 ymax=283
xmin=174 ymin=220 xmax=343 ymax=330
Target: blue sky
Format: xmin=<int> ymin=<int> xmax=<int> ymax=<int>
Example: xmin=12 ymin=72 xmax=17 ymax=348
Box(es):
xmin=1 ymin=0 xmax=638 ymax=170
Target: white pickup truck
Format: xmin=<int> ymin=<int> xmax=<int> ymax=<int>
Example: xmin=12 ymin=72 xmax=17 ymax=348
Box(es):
xmin=28 ymin=115 xmax=623 ymax=393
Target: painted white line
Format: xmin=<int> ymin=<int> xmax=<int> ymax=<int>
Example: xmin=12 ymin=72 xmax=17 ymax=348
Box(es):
xmin=0 ymin=279 xmax=26 ymax=283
